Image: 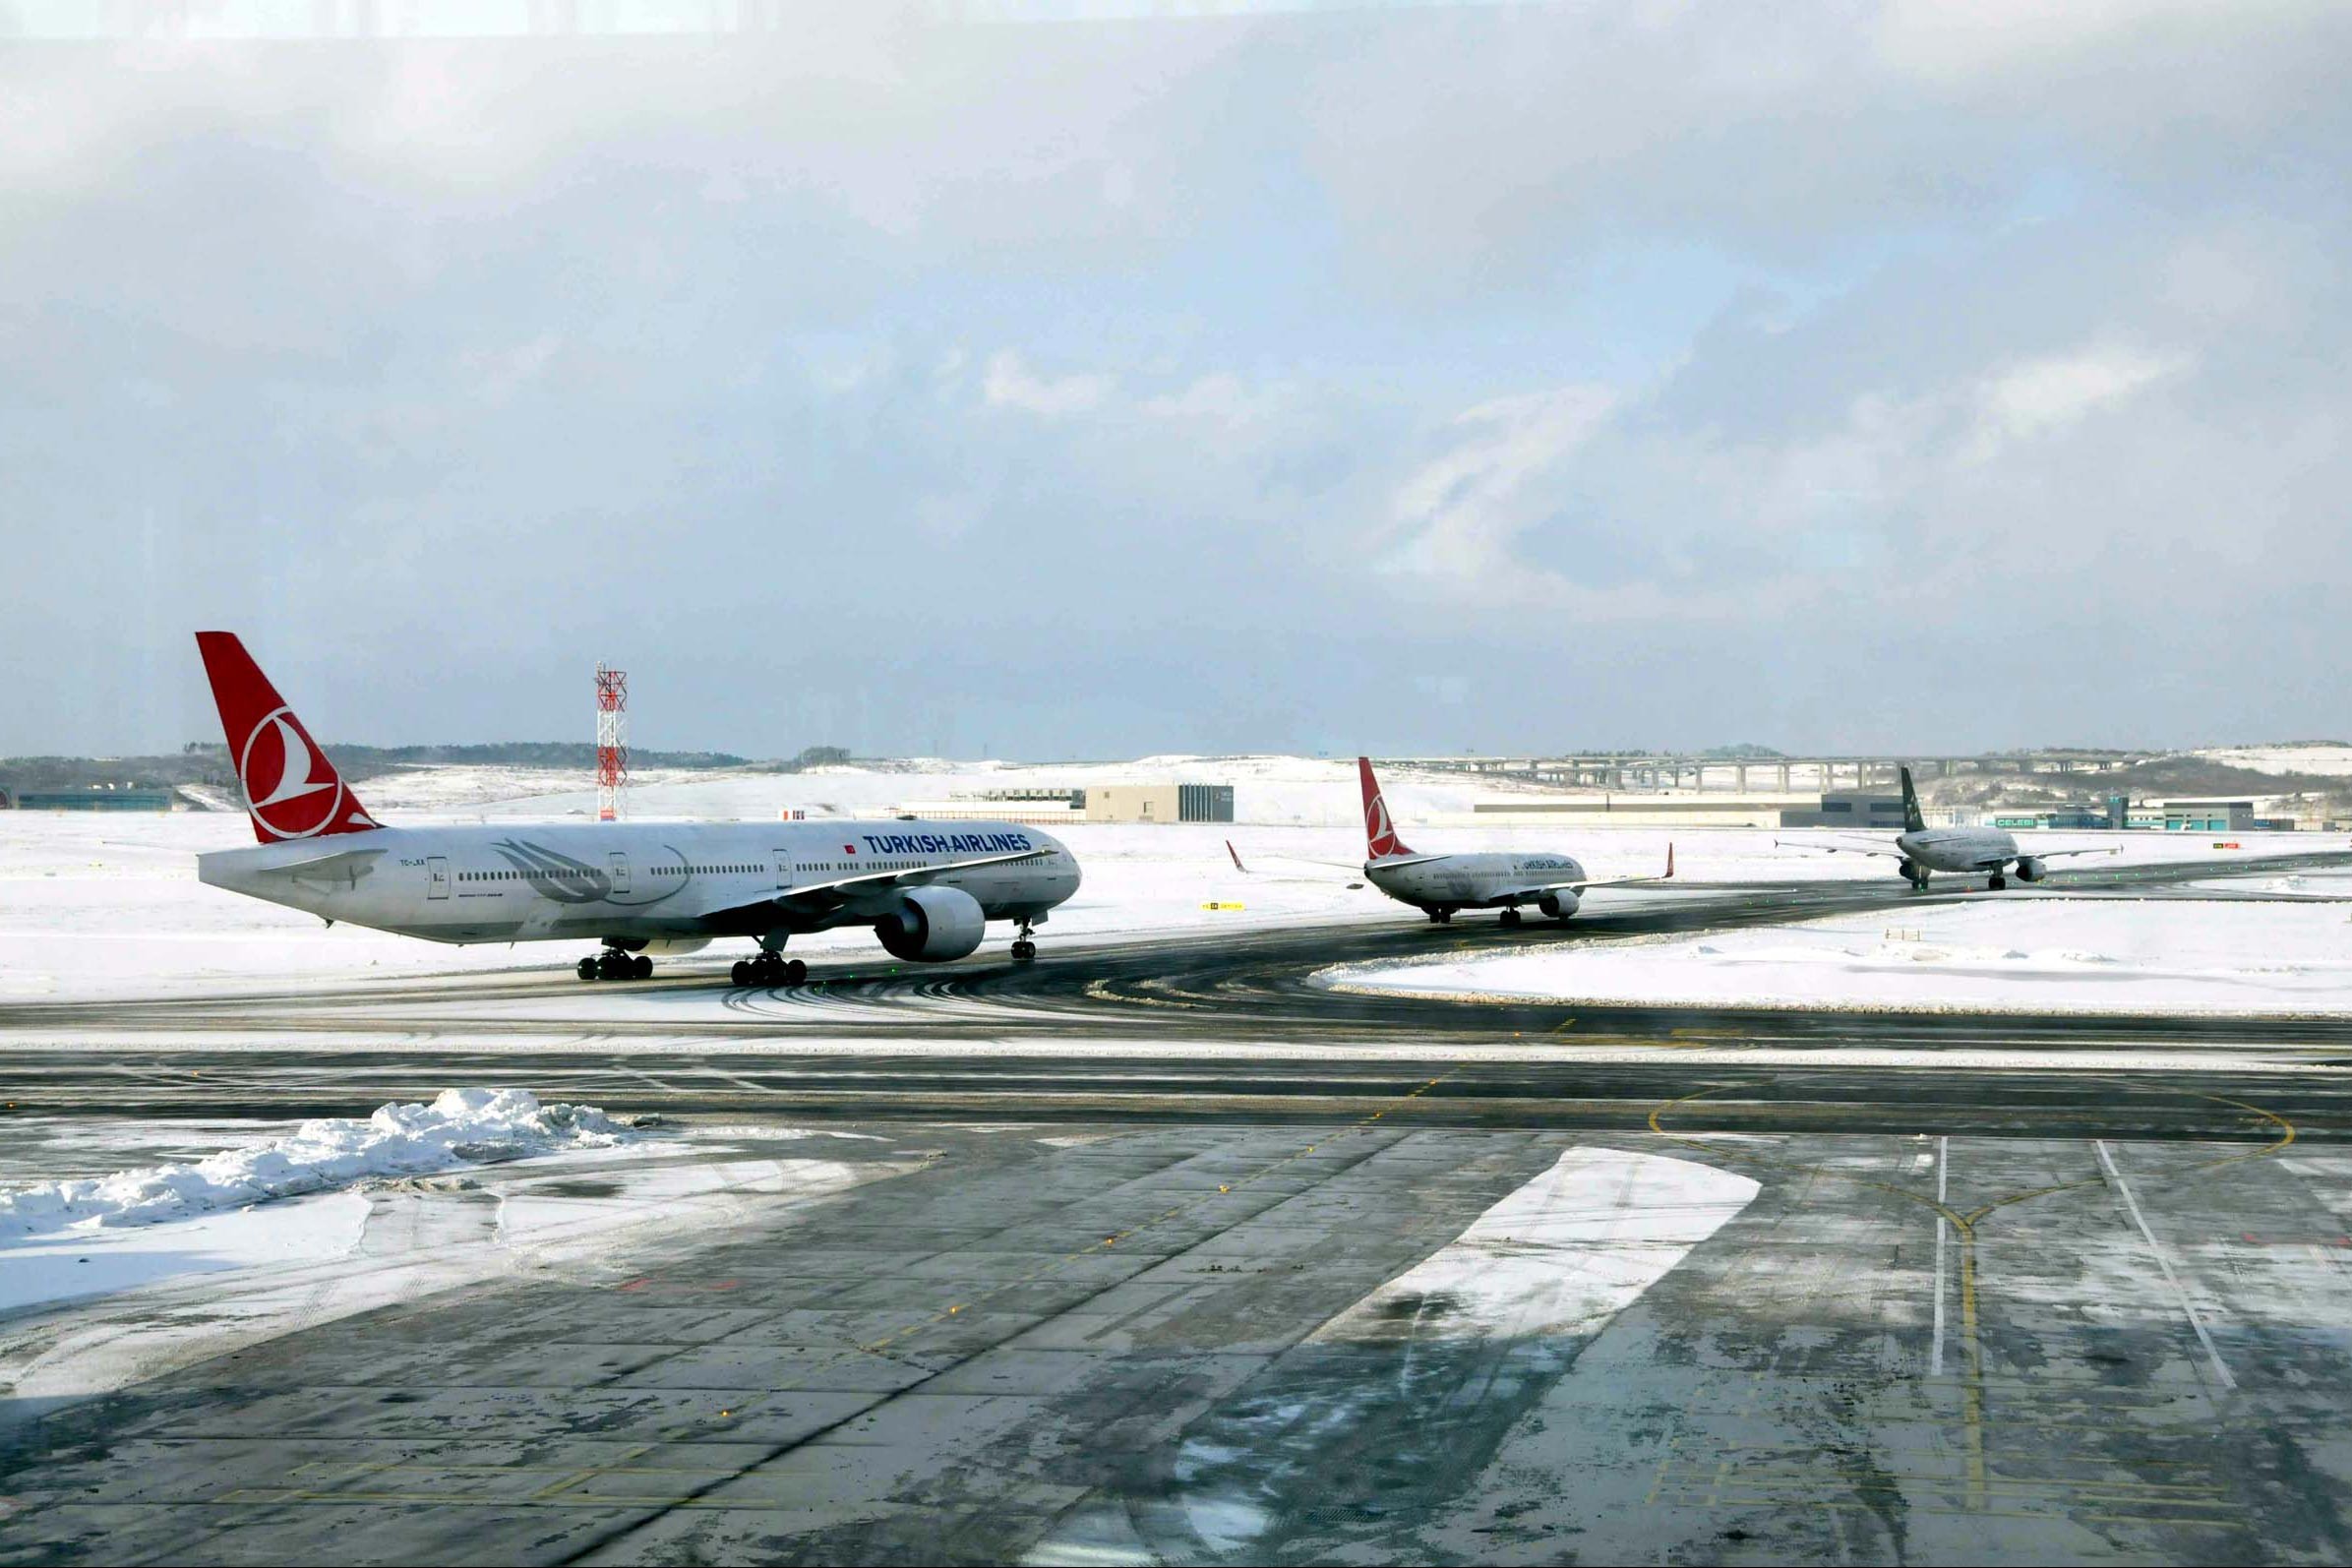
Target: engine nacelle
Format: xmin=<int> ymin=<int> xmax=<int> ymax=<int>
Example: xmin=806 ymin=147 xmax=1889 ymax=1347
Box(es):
xmin=1538 ymin=888 xmax=1581 ymax=919
xmin=2015 ymin=857 xmax=2047 ymax=882
xmin=875 ymin=884 xmax=988 ymax=962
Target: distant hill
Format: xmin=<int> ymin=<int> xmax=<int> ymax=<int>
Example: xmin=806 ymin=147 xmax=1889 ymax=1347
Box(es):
xmin=0 ymin=743 xmax=755 ymax=797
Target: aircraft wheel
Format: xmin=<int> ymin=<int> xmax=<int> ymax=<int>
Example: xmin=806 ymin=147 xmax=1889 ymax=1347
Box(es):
xmin=633 ymin=955 xmax=653 ymax=980
xmin=576 ymin=956 xmax=598 ymax=982
xmin=1011 ymin=939 xmax=1036 ymax=961
xmin=785 ymin=958 xmax=809 ymax=984
xmin=1500 ymin=909 xmax=1522 ymax=927
xmin=1989 ymin=874 xmax=2008 ymax=890
xmin=731 ymin=959 xmax=753 ymax=986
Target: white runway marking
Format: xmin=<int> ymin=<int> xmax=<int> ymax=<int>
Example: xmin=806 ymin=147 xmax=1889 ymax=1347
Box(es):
xmin=1313 ymin=1146 xmax=1760 ymax=1346
xmin=1931 ymin=1134 xmax=1949 ymax=1378
xmin=2093 ymin=1138 xmax=2236 ymax=1391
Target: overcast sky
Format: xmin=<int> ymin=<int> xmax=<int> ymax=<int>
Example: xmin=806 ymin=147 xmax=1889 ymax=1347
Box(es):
xmin=4 ymin=2 xmax=2348 ymax=759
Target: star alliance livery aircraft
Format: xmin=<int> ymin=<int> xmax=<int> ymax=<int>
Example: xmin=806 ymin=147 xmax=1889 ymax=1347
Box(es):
xmin=1353 ymin=757 xmax=1674 ymax=924
xmin=192 ymin=633 xmax=1080 ymax=984
xmin=1781 ymin=764 xmax=2116 ymax=890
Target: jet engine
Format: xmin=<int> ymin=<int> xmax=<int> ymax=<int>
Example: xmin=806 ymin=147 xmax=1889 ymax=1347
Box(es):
xmin=1538 ymin=888 xmax=1581 ymax=920
xmin=875 ymin=884 xmax=988 ymax=961
xmin=2015 ymin=857 xmax=2047 ymax=882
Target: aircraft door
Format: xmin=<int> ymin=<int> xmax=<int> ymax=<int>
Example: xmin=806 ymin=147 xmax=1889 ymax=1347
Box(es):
xmin=426 ymin=857 xmax=450 ymax=900
xmin=608 ymin=851 xmax=631 ymax=894
xmin=775 ymin=852 xmax=793 ymax=891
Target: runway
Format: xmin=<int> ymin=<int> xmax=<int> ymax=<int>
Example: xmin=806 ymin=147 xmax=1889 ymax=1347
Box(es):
xmin=6 ymin=857 xmax=2352 ymax=1564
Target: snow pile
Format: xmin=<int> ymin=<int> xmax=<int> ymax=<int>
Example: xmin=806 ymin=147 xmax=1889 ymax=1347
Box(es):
xmin=0 ymin=1089 xmax=630 ymax=1238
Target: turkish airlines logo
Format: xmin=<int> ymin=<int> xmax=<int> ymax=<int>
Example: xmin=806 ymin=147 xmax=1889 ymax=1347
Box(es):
xmin=1366 ymin=794 xmax=1400 ymax=857
xmin=238 ymin=707 xmax=349 ymax=839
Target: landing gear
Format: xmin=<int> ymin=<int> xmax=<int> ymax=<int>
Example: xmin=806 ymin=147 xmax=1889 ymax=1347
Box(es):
xmin=1988 ymin=873 xmax=2008 ymax=891
xmin=1499 ymin=908 xmax=1523 ymax=928
xmin=1010 ymin=917 xmax=1039 ymax=962
xmin=731 ymin=950 xmax=808 ymax=987
xmin=1426 ymin=908 xmax=1453 ymax=925
xmin=581 ymin=949 xmax=654 ymax=982
xmin=1902 ymin=862 xmax=1929 ymax=891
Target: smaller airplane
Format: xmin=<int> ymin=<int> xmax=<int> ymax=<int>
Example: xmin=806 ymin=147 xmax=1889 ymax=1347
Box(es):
xmin=1244 ymin=757 xmax=1673 ymax=925
xmin=1780 ymin=764 xmax=2117 ymax=890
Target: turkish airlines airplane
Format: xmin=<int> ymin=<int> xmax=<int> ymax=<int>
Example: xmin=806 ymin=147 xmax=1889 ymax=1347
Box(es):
xmin=191 ymin=633 xmax=1081 ymax=984
xmin=1783 ymin=764 xmax=2116 ymax=890
xmin=1351 ymin=757 xmax=1673 ymax=924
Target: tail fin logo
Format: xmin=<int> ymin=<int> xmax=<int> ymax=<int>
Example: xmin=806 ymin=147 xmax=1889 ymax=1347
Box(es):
xmin=238 ymin=706 xmax=349 ymax=840
xmin=1357 ymin=755 xmax=1412 ymax=859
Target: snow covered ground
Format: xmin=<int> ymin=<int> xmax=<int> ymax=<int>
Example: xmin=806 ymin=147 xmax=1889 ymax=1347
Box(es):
xmin=0 ymin=775 xmax=2299 ymax=999
xmin=1328 ymin=896 xmax=2352 ymax=1016
xmin=2193 ymin=744 xmax=2352 ymax=778
xmin=0 ymin=1112 xmax=920 ymax=1408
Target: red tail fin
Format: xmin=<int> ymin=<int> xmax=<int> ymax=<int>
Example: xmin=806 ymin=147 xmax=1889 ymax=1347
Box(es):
xmin=195 ymin=632 xmax=378 ymax=844
xmin=1357 ymin=755 xmax=1413 ymax=859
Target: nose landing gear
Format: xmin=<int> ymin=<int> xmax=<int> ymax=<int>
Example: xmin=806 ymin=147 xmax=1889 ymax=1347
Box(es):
xmin=578 ymin=948 xmax=653 ymax=981
xmin=1499 ymin=908 xmax=1523 ymax=927
xmin=1010 ymin=917 xmax=1040 ymax=962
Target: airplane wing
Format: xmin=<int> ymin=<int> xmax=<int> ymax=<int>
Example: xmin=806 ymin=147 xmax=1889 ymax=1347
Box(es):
xmin=1773 ymin=836 xmax=1903 ymax=860
xmin=1225 ymin=841 xmax=1372 ymax=888
xmin=2022 ymin=845 xmax=2124 ymax=860
xmin=680 ymin=848 xmax=1049 ymax=921
xmin=776 ymin=847 xmax=1047 ymax=901
xmin=1502 ymin=845 xmax=1676 ymax=899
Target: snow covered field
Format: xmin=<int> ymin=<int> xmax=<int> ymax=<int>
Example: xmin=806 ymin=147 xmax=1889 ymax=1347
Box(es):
xmin=1329 ymin=893 xmax=2352 ymax=1016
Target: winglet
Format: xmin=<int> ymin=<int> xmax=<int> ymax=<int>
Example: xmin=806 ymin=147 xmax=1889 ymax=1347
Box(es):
xmin=1227 ymin=839 xmax=1247 ymax=874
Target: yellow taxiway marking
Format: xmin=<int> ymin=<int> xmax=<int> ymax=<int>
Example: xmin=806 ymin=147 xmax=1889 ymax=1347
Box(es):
xmin=1646 ymin=1079 xmax=2296 ymax=1516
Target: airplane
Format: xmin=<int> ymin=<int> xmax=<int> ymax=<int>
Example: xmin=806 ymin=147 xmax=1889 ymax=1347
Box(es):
xmin=1345 ymin=756 xmax=1672 ymax=925
xmin=190 ymin=633 xmax=1081 ymax=985
xmin=1780 ymin=764 xmax=2116 ymax=890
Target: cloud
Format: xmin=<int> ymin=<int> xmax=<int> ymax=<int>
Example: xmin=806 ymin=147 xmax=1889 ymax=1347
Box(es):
xmin=1 ymin=9 xmax=2349 ymax=755
xmin=982 ymin=350 xmax=1115 ymax=417
xmin=1970 ymin=343 xmax=2187 ymax=449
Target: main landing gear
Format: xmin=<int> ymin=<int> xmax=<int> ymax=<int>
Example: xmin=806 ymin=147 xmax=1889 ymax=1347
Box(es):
xmin=578 ymin=948 xmax=653 ymax=982
xmin=1010 ymin=917 xmax=1040 ymax=963
xmin=1499 ymin=909 xmax=1523 ymax=928
xmin=1425 ymin=908 xmax=1454 ymax=925
xmin=731 ymin=950 xmax=809 ymax=987
xmin=1902 ymin=862 xmax=1930 ymax=891
xmin=1988 ymin=873 xmax=2008 ymax=891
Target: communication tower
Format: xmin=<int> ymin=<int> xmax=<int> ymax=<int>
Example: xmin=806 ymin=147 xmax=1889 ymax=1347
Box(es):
xmin=595 ymin=665 xmax=629 ymax=821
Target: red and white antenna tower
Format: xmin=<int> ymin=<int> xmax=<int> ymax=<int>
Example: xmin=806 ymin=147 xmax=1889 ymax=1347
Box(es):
xmin=595 ymin=664 xmax=629 ymax=822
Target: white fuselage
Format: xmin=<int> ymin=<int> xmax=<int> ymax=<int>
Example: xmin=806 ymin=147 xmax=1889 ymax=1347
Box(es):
xmin=1895 ymin=826 xmax=2020 ymax=874
xmin=198 ymin=817 xmax=1080 ymax=948
xmin=1364 ymin=849 xmax=1587 ymax=914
